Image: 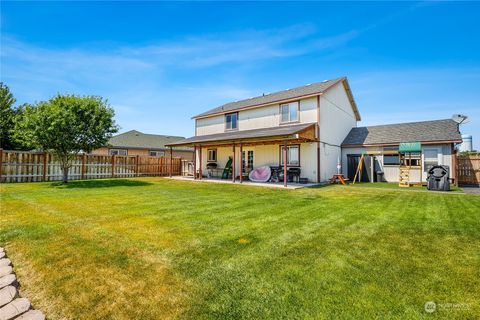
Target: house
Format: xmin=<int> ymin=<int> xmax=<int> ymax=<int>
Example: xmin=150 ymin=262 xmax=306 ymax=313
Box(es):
xmin=167 ymin=77 xmax=360 ymax=184
xmin=93 ymin=130 xmax=194 ymax=160
xmin=341 ymin=119 xmax=462 ymax=183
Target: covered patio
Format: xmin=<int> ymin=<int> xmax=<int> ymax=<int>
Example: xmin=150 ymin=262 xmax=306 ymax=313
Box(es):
xmin=166 ymin=123 xmax=318 ymax=187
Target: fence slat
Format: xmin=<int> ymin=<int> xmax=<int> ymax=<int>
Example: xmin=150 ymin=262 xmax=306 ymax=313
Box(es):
xmin=0 ymin=149 xmax=182 ymax=183
xmin=457 ymin=155 xmax=480 ymax=186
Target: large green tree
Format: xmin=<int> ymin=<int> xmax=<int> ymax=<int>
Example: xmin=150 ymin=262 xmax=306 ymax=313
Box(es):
xmin=14 ymin=94 xmax=118 ymax=182
xmin=0 ymin=82 xmax=17 ymax=149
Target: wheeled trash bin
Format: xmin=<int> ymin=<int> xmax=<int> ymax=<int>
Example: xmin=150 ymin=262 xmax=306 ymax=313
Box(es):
xmin=427 ymin=165 xmax=450 ymax=191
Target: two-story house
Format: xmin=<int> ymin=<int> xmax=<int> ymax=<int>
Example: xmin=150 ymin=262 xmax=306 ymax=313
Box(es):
xmin=167 ymin=77 xmax=360 ymax=185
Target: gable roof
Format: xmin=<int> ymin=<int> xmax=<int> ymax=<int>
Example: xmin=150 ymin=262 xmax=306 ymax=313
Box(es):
xmin=193 ymin=76 xmax=361 ymax=121
xmin=107 ymin=130 xmax=190 ymax=150
xmin=342 ymin=119 xmax=462 ymax=146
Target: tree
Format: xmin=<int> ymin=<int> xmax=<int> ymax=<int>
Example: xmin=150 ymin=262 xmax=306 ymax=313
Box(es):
xmin=0 ymin=82 xmax=17 ymax=149
xmin=14 ymin=94 xmax=118 ymax=182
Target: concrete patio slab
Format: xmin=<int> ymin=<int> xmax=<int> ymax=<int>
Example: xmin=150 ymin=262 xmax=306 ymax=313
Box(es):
xmin=169 ymin=176 xmax=320 ymax=189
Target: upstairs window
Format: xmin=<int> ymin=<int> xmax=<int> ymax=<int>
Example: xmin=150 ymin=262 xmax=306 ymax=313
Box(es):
xmin=225 ymin=112 xmax=238 ymax=130
xmin=280 ymin=102 xmax=299 ymax=123
xmin=383 ymin=146 xmax=399 ymax=165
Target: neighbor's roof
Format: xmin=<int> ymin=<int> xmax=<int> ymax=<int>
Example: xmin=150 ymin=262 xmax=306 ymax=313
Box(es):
xmin=107 ymin=130 xmax=191 ymax=151
xmin=342 ymin=119 xmax=462 ymax=146
xmin=166 ymin=123 xmax=316 ymax=147
xmin=193 ymin=77 xmax=361 ymax=121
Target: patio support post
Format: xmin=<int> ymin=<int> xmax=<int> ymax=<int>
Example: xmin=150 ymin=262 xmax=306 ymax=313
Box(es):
xmin=283 ymin=142 xmax=287 ymax=187
xmin=193 ymin=146 xmax=197 ymax=180
xmin=199 ymin=147 xmax=202 ymax=180
xmin=239 ymin=143 xmax=243 ymax=183
xmin=169 ymin=146 xmax=173 ymax=178
xmin=232 ymin=144 xmax=236 ymax=183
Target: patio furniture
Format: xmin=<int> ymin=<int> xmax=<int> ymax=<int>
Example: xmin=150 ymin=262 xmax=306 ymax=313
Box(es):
xmin=287 ymin=168 xmax=301 ymax=183
xmin=329 ymin=174 xmax=349 ymax=185
xmin=249 ymin=166 xmax=272 ymax=183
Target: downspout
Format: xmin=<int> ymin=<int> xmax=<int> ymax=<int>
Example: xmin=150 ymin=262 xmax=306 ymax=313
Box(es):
xmin=316 ymin=95 xmax=321 ymax=183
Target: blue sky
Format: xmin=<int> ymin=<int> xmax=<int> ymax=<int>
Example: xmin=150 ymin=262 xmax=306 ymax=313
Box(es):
xmin=1 ymin=1 xmax=479 ymax=149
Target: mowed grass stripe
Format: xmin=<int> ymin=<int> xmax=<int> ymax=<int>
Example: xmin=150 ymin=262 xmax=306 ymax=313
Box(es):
xmin=0 ymin=178 xmax=479 ymax=319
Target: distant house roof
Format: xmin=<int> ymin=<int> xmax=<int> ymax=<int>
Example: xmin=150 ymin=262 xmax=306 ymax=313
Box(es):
xmin=166 ymin=123 xmax=316 ymax=147
xmin=107 ymin=130 xmax=191 ymax=151
xmin=342 ymin=119 xmax=462 ymax=147
xmin=193 ymin=76 xmax=361 ymax=121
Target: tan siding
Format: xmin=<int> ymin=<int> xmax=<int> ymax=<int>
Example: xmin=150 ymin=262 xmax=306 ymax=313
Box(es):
xmin=92 ymin=147 xmax=193 ymax=160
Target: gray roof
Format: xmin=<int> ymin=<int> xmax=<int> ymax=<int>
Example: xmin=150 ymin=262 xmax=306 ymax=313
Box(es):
xmin=167 ymin=123 xmax=316 ymax=146
xmin=342 ymin=119 xmax=462 ymax=146
xmin=193 ymin=77 xmax=360 ymax=120
xmin=108 ymin=130 xmax=191 ymax=150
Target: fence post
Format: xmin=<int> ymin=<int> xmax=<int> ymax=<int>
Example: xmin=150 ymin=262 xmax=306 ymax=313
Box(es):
xmin=0 ymin=149 xmax=3 ymax=183
xmin=169 ymin=147 xmax=173 ymax=177
xmin=81 ymin=153 xmax=86 ymax=180
xmin=112 ymin=154 xmax=116 ymax=178
xmin=42 ymin=152 xmax=47 ymax=181
xmin=136 ymin=155 xmax=140 ymax=177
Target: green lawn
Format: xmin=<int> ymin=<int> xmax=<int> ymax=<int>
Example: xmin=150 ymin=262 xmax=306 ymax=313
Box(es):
xmin=1 ymin=178 xmax=479 ymax=319
xmin=349 ymin=182 xmax=464 ymax=192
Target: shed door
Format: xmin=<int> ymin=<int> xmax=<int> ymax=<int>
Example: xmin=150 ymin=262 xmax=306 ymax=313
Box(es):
xmin=347 ymin=155 xmax=369 ymax=182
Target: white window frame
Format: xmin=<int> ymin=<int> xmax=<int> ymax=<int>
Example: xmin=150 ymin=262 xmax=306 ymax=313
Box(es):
xmin=280 ymin=145 xmax=300 ymax=167
xmin=149 ymin=150 xmax=165 ymax=157
xmin=225 ymin=112 xmax=238 ymax=131
xmin=207 ymin=149 xmax=217 ymax=162
xmin=383 ymin=146 xmax=399 ymax=166
xmin=280 ymin=102 xmax=299 ymax=124
xmin=109 ymin=149 xmax=127 ymax=156
xmin=423 ymin=147 xmax=441 ymax=172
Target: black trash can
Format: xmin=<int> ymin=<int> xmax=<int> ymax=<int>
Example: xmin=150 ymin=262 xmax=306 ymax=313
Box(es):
xmin=376 ymin=171 xmax=384 ymax=182
xmin=427 ymin=165 xmax=450 ymax=191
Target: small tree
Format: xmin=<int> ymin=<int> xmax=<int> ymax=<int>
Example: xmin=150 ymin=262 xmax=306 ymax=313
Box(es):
xmin=0 ymin=82 xmax=17 ymax=149
xmin=14 ymin=94 xmax=118 ymax=182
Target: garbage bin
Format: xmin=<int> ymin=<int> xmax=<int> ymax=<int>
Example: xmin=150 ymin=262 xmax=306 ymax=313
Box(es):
xmin=376 ymin=171 xmax=384 ymax=182
xmin=427 ymin=165 xmax=450 ymax=191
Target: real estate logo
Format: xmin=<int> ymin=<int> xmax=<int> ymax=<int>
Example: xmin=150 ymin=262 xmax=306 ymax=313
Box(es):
xmin=424 ymin=301 xmax=437 ymax=313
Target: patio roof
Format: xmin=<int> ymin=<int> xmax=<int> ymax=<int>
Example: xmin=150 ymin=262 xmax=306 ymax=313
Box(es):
xmin=166 ymin=123 xmax=317 ymax=147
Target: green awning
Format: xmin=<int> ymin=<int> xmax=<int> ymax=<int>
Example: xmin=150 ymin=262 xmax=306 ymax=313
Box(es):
xmin=399 ymin=142 xmax=422 ymax=152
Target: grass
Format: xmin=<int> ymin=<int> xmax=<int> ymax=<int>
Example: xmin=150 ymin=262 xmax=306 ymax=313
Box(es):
xmin=1 ymin=178 xmax=479 ymax=319
xmin=349 ymin=182 xmax=464 ymax=192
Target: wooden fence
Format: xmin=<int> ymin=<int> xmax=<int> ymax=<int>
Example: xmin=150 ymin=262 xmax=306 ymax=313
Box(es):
xmin=457 ymin=155 xmax=480 ymax=186
xmin=0 ymin=149 xmax=182 ymax=183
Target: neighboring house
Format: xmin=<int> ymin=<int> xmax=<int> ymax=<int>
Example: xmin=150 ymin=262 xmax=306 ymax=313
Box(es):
xmin=167 ymin=77 xmax=361 ymax=183
xmin=93 ymin=130 xmax=194 ymax=160
xmin=341 ymin=119 xmax=462 ymax=183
